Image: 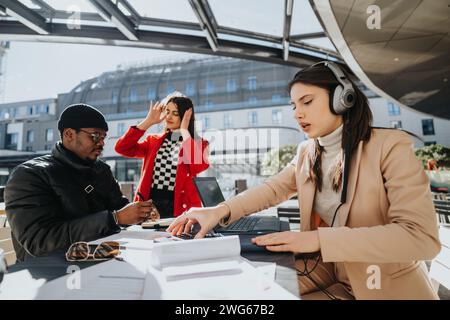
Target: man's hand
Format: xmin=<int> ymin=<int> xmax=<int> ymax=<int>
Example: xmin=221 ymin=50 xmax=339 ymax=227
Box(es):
xmin=148 ymin=200 xmax=160 ymax=221
xmin=116 ymin=200 xmax=154 ymax=225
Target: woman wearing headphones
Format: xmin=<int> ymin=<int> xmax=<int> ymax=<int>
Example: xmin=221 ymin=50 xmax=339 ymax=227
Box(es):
xmin=168 ymin=62 xmax=441 ymax=300
xmin=115 ymin=93 xmax=209 ymax=218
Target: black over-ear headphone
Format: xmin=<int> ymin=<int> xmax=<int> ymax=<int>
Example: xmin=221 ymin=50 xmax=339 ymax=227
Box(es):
xmin=308 ymin=61 xmax=356 ymax=115
xmin=302 ymin=61 xmax=354 ymax=206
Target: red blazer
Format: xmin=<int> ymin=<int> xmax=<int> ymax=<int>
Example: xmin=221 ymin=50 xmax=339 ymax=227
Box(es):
xmin=115 ymin=126 xmax=209 ymax=217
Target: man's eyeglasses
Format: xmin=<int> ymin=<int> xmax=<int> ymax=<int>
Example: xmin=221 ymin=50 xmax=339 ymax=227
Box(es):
xmin=65 ymin=241 xmax=123 ymax=262
xmin=79 ymin=129 xmax=107 ymax=143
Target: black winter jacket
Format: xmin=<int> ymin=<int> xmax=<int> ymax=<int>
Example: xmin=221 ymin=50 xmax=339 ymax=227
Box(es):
xmin=4 ymin=143 xmax=128 ymax=261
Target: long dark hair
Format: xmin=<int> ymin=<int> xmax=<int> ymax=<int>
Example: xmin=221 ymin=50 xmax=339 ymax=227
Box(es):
xmin=166 ymin=95 xmax=199 ymax=139
xmin=288 ymin=63 xmax=373 ymax=192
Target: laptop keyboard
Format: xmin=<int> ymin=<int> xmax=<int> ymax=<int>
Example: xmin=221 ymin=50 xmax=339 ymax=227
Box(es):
xmin=226 ymin=217 xmax=259 ymax=231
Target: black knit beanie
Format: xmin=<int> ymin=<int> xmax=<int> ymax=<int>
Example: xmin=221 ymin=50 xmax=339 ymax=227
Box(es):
xmin=57 ymin=104 xmax=108 ymax=131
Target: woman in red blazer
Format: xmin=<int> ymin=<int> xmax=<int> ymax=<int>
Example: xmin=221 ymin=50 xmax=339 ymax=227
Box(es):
xmin=115 ymin=94 xmax=209 ymax=218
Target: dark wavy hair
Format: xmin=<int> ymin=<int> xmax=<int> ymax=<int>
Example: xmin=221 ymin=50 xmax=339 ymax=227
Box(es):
xmin=166 ymin=95 xmax=199 ymax=139
xmin=288 ymin=63 xmax=373 ymax=192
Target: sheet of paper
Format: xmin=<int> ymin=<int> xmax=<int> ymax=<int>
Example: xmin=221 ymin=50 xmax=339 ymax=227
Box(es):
xmin=88 ymin=230 xmax=172 ymax=251
xmin=34 ymin=258 xmax=149 ymax=300
xmin=242 ymin=258 xmax=277 ymax=282
xmin=144 ymin=259 xmax=298 ymax=300
xmin=162 ymin=258 xmax=242 ymax=281
xmin=255 ymin=262 xmax=277 ymax=282
xmin=141 ymin=218 xmax=174 ymax=228
xmin=0 ymin=270 xmax=47 ymax=299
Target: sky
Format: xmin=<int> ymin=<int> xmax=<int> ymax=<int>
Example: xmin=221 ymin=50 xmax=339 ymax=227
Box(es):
xmin=1 ymin=0 xmax=328 ymax=104
xmin=3 ymin=42 xmax=199 ymax=103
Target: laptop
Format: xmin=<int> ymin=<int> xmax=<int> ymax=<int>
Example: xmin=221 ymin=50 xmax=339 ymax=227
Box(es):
xmin=192 ymin=177 xmax=282 ymax=235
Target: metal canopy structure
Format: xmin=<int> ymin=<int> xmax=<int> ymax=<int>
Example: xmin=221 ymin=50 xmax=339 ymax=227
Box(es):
xmin=312 ymin=0 xmax=450 ymax=119
xmin=0 ymin=0 xmax=341 ymax=68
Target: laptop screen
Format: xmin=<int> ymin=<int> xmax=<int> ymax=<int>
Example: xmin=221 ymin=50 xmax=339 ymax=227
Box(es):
xmin=193 ymin=177 xmax=226 ymax=207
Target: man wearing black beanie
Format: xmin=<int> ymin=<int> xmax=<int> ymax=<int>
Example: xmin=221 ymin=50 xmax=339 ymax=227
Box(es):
xmin=4 ymin=104 xmax=157 ymax=262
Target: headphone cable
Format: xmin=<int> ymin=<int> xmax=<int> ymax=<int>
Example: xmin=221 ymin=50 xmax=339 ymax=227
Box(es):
xmin=295 ymin=140 xmax=350 ymax=299
xmin=295 ymin=253 xmax=341 ymax=300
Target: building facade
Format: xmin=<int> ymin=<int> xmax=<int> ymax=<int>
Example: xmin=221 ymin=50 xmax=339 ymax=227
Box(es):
xmin=0 ymin=98 xmax=57 ymax=152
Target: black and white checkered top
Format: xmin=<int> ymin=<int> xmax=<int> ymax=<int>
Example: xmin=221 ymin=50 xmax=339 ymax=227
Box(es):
xmin=152 ymin=131 xmax=183 ymax=192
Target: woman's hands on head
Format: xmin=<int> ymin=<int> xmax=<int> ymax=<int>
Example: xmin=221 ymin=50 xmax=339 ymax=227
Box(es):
xmin=137 ymin=101 xmax=167 ymax=131
xmin=180 ymin=108 xmax=193 ymax=140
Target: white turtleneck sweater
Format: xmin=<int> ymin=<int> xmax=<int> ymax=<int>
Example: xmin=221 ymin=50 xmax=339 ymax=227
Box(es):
xmin=313 ymin=124 xmax=343 ymax=227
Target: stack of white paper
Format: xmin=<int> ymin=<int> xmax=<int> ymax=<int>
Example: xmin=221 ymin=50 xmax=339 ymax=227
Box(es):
xmin=151 ymin=235 xmax=241 ymax=269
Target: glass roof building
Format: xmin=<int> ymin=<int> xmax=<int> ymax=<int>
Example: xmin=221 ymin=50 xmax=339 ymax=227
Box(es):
xmin=57 ymin=56 xmax=297 ymax=117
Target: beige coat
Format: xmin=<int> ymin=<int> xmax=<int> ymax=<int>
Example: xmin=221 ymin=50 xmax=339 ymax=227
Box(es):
xmin=223 ymin=129 xmax=441 ymax=299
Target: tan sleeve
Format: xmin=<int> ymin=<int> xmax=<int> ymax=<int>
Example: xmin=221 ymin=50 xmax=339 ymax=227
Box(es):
xmin=318 ymin=131 xmax=441 ymax=263
xmin=220 ymin=164 xmax=298 ymax=226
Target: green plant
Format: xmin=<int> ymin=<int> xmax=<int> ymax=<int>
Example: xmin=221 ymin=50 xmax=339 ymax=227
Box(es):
xmin=414 ymin=144 xmax=450 ymax=169
xmin=261 ymin=144 xmax=298 ymax=175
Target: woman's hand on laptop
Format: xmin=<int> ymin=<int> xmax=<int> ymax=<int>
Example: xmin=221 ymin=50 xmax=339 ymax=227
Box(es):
xmin=166 ymin=205 xmax=230 ymax=239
